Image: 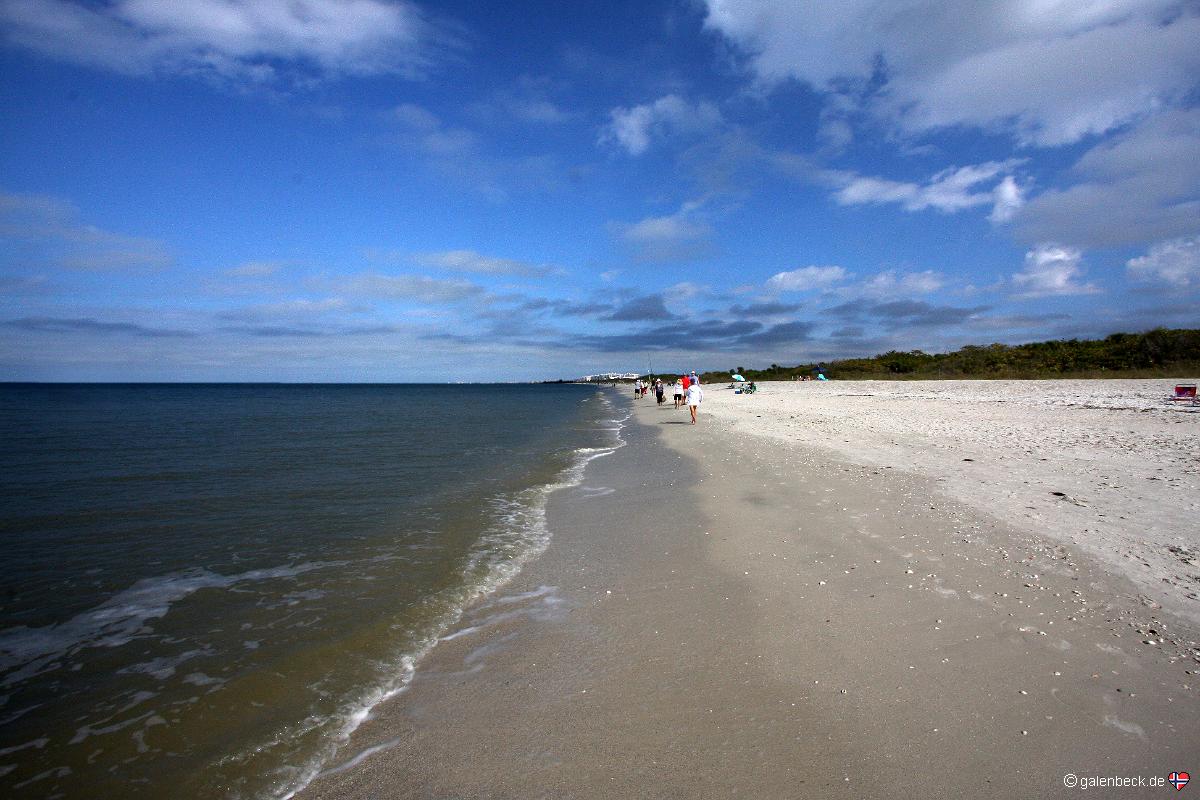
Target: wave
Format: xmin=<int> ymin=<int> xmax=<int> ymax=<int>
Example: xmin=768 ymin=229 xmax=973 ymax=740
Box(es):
xmin=271 ymin=389 xmax=627 ymax=800
xmin=0 ymin=562 xmax=340 ymax=687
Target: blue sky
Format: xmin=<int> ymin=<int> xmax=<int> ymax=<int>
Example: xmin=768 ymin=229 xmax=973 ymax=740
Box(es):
xmin=1 ymin=0 xmax=1198 ymax=381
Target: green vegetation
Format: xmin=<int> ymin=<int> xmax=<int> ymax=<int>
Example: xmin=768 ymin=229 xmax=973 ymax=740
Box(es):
xmin=697 ymin=328 xmax=1200 ymax=383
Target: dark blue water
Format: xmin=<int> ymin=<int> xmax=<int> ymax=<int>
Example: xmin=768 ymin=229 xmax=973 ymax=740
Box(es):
xmin=0 ymin=383 xmax=624 ymax=798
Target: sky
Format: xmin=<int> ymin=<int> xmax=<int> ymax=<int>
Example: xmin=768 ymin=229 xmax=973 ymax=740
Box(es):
xmin=1 ymin=0 xmax=1198 ymax=382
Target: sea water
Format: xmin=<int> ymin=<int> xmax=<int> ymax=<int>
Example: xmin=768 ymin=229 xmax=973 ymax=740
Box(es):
xmin=0 ymin=383 xmax=624 ymax=798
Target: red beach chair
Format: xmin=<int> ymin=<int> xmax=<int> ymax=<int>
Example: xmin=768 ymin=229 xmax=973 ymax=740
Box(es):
xmin=1167 ymin=384 xmax=1198 ymax=406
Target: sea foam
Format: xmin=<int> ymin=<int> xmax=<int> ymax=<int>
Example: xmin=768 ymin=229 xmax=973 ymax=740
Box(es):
xmin=0 ymin=562 xmax=339 ymax=685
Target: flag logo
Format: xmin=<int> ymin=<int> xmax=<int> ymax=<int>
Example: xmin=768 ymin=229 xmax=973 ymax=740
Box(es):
xmin=1169 ymin=772 xmax=1190 ymax=791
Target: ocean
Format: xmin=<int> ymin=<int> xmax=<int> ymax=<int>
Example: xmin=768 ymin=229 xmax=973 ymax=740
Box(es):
xmin=0 ymin=383 xmax=625 ymax=799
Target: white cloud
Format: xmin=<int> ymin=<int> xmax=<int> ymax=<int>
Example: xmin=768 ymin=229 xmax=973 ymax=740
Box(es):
xmin=0 ymin=0 xmax=442 ymax=85
xmin=816 ymin=93 xmax=857 ymax=152
xmin=989 ymin=175 xmax=1025 ymax=223
xmin=392 ymin=104 xmax=477 ymax=156
xmin=860 ymin=270 xmax=943 ymax=298
xmin=833 ymin=161 xmax=1021 ymax=215
xmin=614 ymin=202 xmax=715 ymax=263
xmin=0 ymin=189 xmax=170 ymax=270
xmin=622 ymin=215 xmax=705 ymax=242
xmin=219 ymin=297 xmax=353 ymax=321
xmin=664 ymin=281 xmax=708 ymax=303
xmin=601 ymin=95 xmax=721 ymax=156
xmin=834 ymin=176 xmax=918 ymax=208
xmin=766 ymin=265 xmax=847 ymax=292
xmin=265 ymin=298 xmax=349 ymax=313
xmin=343 ymin=273 xmax=483 ymax=303
xmin=387 ymin=104 xmax=562 ymax=199
xmin=1015 ymin=109 xmax=1200 ymax=247
xmin=897 ymin=14 xmax=1200 ymax=147
xmin=918 ymin=163 xmax=1018 ymax=212
xmin=1126 ymin=236 xmax=1200 ymax=287
xmin=224 ymin=261 xmax=283 ymax=277
xmin=1011 ymin=245 xmax=1100 ymax=298
xmin=413 ymin=250 xmax=551 ymax=277
xmin=482 ymin=77 xmax=571 ymax=125
xmin=505 ymin=98 xmax=569 ymax=124
xmin=392 ymin=103 xmax=441 ymax=132
xmin=702 ymin=0 xmax=1200 ymax=147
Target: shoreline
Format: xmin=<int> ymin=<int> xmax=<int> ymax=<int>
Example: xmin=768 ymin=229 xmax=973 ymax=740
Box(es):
xmin=268 ymin=388 xmax=630 ymax=799
xmin=298 ymin=383 xmax=1199 ymax=799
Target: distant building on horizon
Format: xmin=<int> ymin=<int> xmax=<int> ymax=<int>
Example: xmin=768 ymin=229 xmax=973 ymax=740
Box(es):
xmin=579 ymin=372 xmax=640 ymax=382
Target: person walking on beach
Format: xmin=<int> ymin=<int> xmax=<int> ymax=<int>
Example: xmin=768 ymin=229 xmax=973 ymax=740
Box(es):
xmin=673 ymin=378 xmax=683 ymax=408
xmin=655 ymin=378 xmax=665 ymax=405
xmin=686 ymin=376 xmax=703 ymax=424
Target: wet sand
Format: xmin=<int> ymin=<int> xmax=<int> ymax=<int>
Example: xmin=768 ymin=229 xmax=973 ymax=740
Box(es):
xmin=297 ymin=386 xmax=1199 ymax=799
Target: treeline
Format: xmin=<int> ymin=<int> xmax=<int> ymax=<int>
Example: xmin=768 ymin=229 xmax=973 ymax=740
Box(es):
xmin=700 ymin=328 xmax=1200 ymax=382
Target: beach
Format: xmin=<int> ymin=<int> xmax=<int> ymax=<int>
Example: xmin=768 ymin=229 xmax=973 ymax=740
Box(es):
xmin=298 ymin=379 xmax=1199 ymax=799
xmin=700 ymin=378 xmax=1200 ymax=625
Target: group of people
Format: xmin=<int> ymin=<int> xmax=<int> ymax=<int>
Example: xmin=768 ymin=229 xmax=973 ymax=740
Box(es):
xmin=634 ymin=371 xmax=705 ymax=424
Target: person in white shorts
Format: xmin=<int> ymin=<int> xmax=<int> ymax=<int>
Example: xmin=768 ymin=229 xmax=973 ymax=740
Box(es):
xmin=686 ymin=379 xmax=703 ymax=424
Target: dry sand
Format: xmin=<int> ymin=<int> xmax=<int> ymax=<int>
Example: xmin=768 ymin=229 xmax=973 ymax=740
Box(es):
xmin=702 ymin=378 xmax=1200 ymax=624
xmin=297 ymin=382 xmax=1199 ymax=799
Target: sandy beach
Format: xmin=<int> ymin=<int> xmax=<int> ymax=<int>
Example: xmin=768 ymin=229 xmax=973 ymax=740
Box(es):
xmin=700 ymin=379 xmax=1200 ymax=625
xmin=298 ymin=380 xmax=1199 ymax=799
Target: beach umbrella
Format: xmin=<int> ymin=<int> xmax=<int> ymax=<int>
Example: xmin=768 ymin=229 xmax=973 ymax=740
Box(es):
xmin=731 ymin=374 xmax=746 ymax=381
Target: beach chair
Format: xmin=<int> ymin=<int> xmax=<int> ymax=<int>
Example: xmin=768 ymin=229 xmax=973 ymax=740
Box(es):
xmin=1167 ymin=384 xmax=1198 ymax=406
